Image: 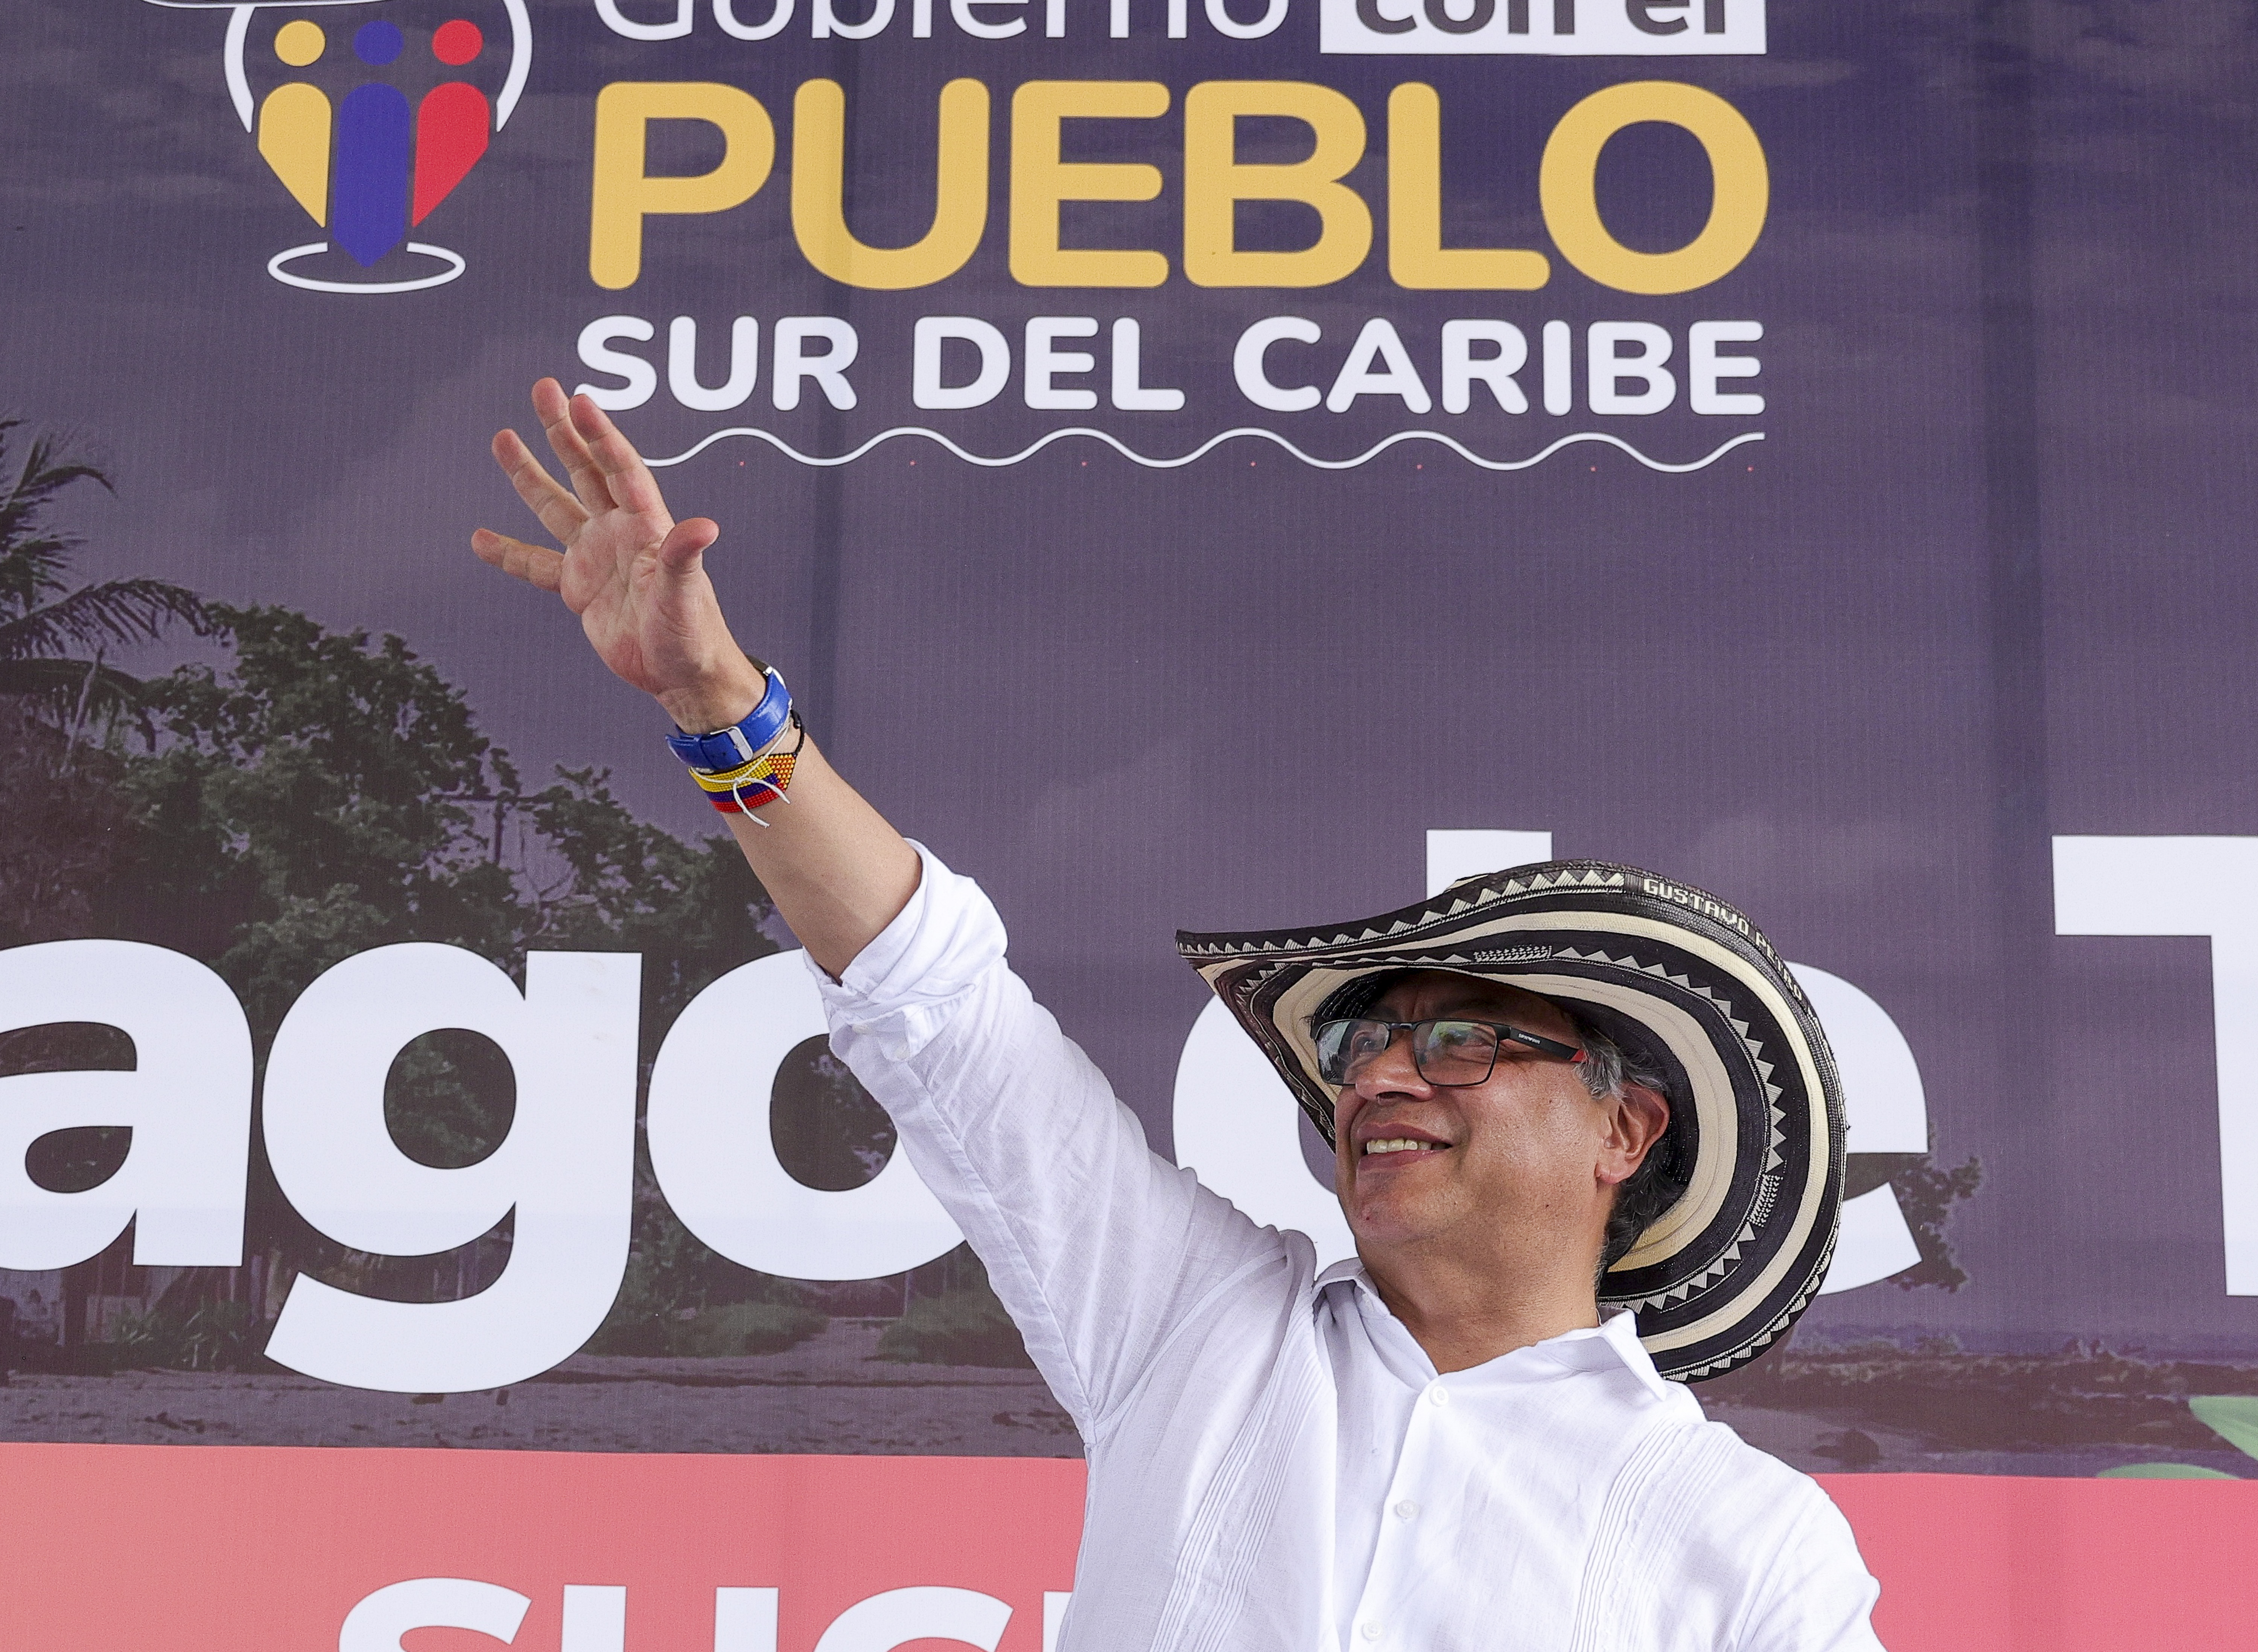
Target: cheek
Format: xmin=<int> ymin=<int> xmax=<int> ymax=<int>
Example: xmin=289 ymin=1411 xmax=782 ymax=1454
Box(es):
xmin=1464 ymin=1090 xmax=1603 ymax=1181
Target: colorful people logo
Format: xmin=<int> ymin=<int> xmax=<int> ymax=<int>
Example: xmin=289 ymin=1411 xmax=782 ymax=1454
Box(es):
xmin=144 ymin=0 xmax=532 ymax=292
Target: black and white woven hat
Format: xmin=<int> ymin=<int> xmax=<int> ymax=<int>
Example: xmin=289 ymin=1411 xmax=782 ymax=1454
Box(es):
xmin=1176 ymin=861 xmax=1846 ymax=1382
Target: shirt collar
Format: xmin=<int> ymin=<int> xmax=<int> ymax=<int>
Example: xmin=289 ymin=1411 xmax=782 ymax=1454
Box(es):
xmin=1315 ymin=1254 xmax=1376 ymax=1297
xmin=1315 ymin=1256 xmax=1680 ymax=1403
xmin=1590 ymin=1305 xmax=1680 ymax=1402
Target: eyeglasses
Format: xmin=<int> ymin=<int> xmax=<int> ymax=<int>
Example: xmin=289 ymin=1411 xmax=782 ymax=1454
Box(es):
xmin=1314 ymin=1016 xmax=1587 ymax=1088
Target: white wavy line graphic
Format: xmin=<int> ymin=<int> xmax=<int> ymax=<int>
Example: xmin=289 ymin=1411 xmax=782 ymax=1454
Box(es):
xmin=645 ymin=426 xmax=1765 ymax=473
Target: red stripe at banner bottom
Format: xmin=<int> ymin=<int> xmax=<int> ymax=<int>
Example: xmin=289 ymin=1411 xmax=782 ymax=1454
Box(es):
xmin=1823 ymin=1472 xmax=2258 ymax=1649
xmin=1 ymin=1447 xmax=2255 ymax=1650
xmin=0 ymin=1445 xmax=1083 ymax=1652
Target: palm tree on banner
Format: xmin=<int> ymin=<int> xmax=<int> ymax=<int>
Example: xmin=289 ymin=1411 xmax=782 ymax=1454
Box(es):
xmin=0 ymin=418 xmax=211 ymax=733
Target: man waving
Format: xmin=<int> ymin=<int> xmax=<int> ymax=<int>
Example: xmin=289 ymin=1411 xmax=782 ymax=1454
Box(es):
xmin=473 ymin=379 xmax=1884 ymax=1652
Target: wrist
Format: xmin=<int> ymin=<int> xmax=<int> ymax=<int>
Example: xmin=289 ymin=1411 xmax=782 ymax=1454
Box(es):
xmin=658 ymin=662 xmax=767 ymax=734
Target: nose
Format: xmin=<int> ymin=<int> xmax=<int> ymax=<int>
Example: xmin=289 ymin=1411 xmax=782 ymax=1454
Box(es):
xmin=1351 ymin=1026 xmax=1432 ymax=1102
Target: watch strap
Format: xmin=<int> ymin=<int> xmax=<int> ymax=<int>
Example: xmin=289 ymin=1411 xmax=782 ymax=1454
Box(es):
xmin=665 ymin=667 xmax=791 ymax=770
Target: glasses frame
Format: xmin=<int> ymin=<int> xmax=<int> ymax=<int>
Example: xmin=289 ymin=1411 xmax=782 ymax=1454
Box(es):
xmin=1314 ymin=1016 xmax=1588 ymax=1088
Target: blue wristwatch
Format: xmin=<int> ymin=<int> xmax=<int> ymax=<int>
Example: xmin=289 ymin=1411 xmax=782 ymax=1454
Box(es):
xmin=665 ymin=666 xmax=792 ymax=770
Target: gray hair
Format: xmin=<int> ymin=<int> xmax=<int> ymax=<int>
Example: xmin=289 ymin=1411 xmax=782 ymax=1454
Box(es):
xmin=1571 ymin=1015 xmax=1689 ymax=1280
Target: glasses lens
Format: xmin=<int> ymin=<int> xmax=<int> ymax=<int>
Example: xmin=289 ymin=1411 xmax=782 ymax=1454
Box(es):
xmin=1316 ymin=1018 xmax=1394 ymax=1083
xmin=1413 ymin=1020 xmax=1501 ymax=1085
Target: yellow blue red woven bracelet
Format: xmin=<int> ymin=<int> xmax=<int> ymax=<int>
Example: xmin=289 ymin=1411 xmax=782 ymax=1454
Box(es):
xmin=689 ymin=710 xmax=804 ymax=819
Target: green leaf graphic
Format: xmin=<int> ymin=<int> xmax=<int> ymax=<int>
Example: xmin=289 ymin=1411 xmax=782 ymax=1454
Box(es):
xmin=2190 ymin=1396 xmax=2258 ymax=1461
xmin=2099 ymin=1463 xmax=2240 ymax=1479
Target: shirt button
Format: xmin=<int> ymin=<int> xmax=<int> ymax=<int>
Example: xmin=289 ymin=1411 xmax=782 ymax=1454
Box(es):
xmin=1427 ymin=1384 xmax=1450 ymax=1407
xmin=1393 ymin=1499 xmax=1419 ymax=1520
xmin=1360 ymin=1623 xmax=1382 ymax=1642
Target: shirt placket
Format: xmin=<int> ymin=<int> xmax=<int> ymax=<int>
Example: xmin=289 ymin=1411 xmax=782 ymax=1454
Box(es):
xmin=1347 ymin=1375 xmax=1452 ymax=1649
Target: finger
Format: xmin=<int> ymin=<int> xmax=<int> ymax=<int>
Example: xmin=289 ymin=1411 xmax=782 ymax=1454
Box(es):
xmin=472 ymin=528 xmax=566 ymax=593
xmin=568 ymin=392 xmax=669 ymax=517
xmin=534 ymin=380 xmax=619 ymax=516
xmin=656 ymin=517 xmax=721 ymax=576
xmin=529 ymin=376 xmax=571 ymax=424
xmin=541 ymin=405 xmax=617 ymax=516
xmin=492 ymin=429 xmax=590 ymax=548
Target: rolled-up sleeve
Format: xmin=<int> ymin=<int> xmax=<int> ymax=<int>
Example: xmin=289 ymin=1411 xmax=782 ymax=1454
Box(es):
xmin=813 ymin=843 xmax=1289 ymax=1436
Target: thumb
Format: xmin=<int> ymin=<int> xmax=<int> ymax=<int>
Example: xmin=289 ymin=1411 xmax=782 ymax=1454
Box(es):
xmin=656 ymin=517 xmax=721 ymax=577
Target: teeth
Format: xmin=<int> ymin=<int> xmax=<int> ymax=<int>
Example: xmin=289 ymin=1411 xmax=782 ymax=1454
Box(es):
xmin=1363 ymin=1138 xmax=1443 ymax=1156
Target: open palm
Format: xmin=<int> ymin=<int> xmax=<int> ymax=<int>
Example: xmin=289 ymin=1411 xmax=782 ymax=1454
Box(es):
xmin=472 ymin=379 xmax=761 ymax=730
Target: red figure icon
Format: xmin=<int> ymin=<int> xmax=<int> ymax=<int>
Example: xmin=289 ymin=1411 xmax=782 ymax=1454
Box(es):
xmin=412 ymin=21 xmax=490 ymax=227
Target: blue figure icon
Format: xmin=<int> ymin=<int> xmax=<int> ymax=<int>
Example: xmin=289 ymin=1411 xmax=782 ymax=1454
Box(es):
xmin=330 ymin=20 xmax=412 ymax=266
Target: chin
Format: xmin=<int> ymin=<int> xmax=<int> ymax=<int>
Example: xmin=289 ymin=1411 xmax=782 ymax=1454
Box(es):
xmin=1345 ymin=1188 xmax=1448 ymax=1247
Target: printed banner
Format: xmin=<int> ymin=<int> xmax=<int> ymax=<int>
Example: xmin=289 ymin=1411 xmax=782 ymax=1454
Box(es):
xmin=6 ymin=0 xmax=2258 ymax=1639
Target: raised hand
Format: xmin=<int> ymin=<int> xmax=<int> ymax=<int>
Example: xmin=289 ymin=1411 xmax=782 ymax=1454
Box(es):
xmin=472 ymin=379 xmax=920 ymax=972
xmin=473 ymin=378 xmax=764 ymax=732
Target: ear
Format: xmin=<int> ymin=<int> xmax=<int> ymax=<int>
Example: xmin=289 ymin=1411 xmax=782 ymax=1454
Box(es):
xmin=1595 ymin=1083 xmax=1670 ymax=1188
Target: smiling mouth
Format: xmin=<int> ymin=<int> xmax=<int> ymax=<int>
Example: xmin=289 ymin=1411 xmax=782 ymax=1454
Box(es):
xmin=1361 ymin=1138 xmax=1450 ymax=1158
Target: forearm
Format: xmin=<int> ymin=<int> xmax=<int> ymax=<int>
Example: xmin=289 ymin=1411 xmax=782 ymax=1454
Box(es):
xmin=713 ymin=730 xmax=921 ymax=980
xmin=675 ymin=653 xmax=919 ymax=977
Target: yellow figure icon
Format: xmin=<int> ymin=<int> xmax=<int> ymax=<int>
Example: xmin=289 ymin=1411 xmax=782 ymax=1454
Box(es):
xmin=257 ymin=21 xmax=332 ymax=225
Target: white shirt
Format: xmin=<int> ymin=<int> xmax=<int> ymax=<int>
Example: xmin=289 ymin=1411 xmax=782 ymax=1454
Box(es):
xmin=814 ymin=846 xmax=1886 ymax=1652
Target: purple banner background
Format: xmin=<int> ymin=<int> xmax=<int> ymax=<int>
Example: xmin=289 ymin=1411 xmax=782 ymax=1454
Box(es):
xmin=6 ymin=0 xmax=2258 ymax=1476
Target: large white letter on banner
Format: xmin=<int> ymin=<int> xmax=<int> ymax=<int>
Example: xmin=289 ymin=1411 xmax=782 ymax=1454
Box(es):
xmin=561 ymin=1585 xmax=627 ymax=1652
xmin=2055 ymin=835 xmax=2258 ymax=1293
xmin=0 ymin=940 xmax=252 ymax=1269
xmin=1794 ymin=964 xmax=1927 ymax=1294
xmin=1173 ymin=995 xmax=1356 ymax=1269
xmin=593 ymin=0 xmax=694 ymax=38
xmin=1426 ymin=828 xmax=1554 ymax=893
xmin=717 ymin=1589 xmax=782 ymax=1652
xmin=647 ymin=951 xmax=962 ymax=1281
xmin=812 ymin=1588 xmax=1012 ymax=1652
xmin=262 ymin=946 xmax=640 ymax=1392
xmin=339 ymin=1579 xmax=531 ymax=1652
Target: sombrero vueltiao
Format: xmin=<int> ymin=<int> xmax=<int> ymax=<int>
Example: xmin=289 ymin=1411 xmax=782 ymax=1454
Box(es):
xmin=1176 ymin=861 xmax=1846 ymax=1382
